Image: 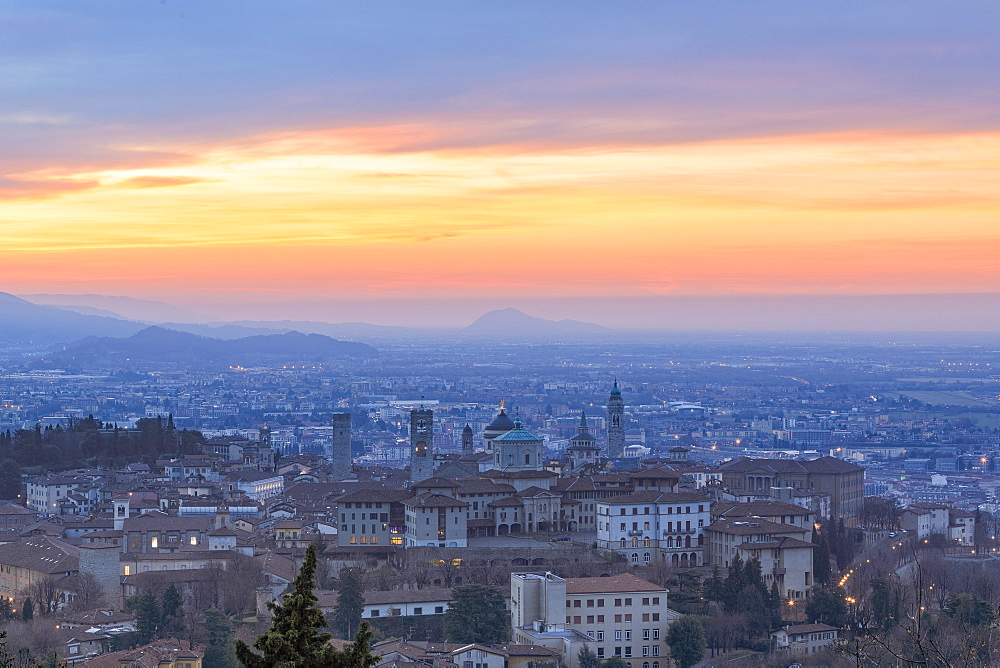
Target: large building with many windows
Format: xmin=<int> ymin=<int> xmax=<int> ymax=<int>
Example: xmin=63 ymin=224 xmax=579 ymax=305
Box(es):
xmin=510 ymin=572 xmax=681 ymax=668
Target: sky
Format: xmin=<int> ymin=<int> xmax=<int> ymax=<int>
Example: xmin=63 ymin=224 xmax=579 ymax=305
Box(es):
xmin=2 ymin=1 xmax=999 ymax=328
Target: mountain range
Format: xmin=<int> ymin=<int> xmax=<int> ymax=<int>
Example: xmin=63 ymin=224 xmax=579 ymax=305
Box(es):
xmin=46 ymin=326 xmax=377 ymax=365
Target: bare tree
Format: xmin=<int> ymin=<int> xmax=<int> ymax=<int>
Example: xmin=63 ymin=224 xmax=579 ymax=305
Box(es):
xmin=219 ymin=554 xmax=267 ymax=618
xmin=70 ymin=572 xmax=106 ymax=611
xmin=29 ymin=576 xmax=60 ymax=616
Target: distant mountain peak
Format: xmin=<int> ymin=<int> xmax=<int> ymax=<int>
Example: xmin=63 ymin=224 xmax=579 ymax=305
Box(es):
xmin=464 ymin=308 xmax=607 ymax=339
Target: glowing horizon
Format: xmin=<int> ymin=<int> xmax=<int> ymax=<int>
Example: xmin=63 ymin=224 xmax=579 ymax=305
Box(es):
xmin=2 ymin=2 xmax=999 ymax=327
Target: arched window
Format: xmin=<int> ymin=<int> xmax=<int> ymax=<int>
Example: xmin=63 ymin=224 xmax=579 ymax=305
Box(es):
xmin=643 ymin=552 xmax=651 ymax=563
xmin=654 ymin=662 xmax=660 ymax=668
xmin=631 ymin=553 xmax=639 ymax=564
xmin=632 ymin=538 xmax=638 ymax=547
xmin=620 ymin=538 xmax=627 ymax=548
xmin=666 ymin=536 xmax=673 ymax=548
xmin=643 ymin=662 xmax=649 ymax=668
xmin=643 ymin=537 xmax=650 ymax=547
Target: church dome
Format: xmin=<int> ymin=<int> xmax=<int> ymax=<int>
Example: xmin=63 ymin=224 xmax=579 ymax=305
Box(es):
xmin=485 ymin=408 xmax=516 ymax=434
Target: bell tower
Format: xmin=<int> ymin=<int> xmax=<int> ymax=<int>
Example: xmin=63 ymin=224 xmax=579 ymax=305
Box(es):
xmin=409 ymin=408 xmax=435 ymax=484
xmin=607 ymin=380 xmax=625 ymax=458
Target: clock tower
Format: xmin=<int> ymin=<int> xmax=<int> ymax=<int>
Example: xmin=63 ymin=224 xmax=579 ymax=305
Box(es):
xmin=409 ymin=408 xmax=435 ymax=484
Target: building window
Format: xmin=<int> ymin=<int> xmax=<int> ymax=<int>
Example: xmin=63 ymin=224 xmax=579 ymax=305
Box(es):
xmin=414 ymin=607 xmax=423 ymax=615
xmin=615 ymin=631 xmax=622 ymax=642
xmin=652 ymin=629 xmax=659 ymax=640
xmin=597 ymin=649 xmax=605 ymax=658
xmin=190 ymin=536 xmax=197 ymax=545
xmin=643 ymin=630 xmax=649 ymax=640
xmin=150 ymin=537 xmax=158 ymax=548
xmin=624 ymin=647 xmax=632 ymax=658
xmin=642 ymin=646 xmax=649 ymax=657
xmin=371 ymin=610 xmax=380 ymax=617
xmin=435 ymin=606 xmax=444 ymax=614
xmin=391 ymin=536 xmax=403 ymax=545
xmin=596 ymin=631 xmax=604 ymax=641
xmin=652 ymin=646 xmax=659 ymax=656
xmin=624 ymin=631 xmax=631 ymax=641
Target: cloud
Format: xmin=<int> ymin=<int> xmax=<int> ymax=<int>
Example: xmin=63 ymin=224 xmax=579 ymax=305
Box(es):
xmin=114 ymin=175 xmax=214 ymax=189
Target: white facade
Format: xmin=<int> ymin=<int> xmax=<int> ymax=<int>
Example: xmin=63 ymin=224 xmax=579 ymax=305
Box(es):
xmin=597 ymin=492 xmax=711 ymax=566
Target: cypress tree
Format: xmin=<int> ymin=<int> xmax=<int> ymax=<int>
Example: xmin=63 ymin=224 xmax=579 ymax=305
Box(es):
xmin=235 ymin=544 xmax=378 ymax=668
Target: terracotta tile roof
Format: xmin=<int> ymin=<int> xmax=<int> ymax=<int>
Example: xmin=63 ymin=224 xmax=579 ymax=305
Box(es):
xmin=565 ymin=572 xmax=665 ymax=594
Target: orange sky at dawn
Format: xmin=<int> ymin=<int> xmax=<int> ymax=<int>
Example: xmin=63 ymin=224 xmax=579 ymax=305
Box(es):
xmin=3 ymin=127 xmax=999 ymax=303
xmin=4 ymin=2 xmax=1000 ymax=326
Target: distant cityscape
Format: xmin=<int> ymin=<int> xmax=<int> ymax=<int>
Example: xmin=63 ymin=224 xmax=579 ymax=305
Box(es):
xmin=2 ymin=331 xmax=999 ymax=664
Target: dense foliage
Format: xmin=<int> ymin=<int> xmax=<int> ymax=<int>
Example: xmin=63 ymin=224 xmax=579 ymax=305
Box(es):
xmin=236 ymin=544 xmax=378 ymax=668
xmin=444 ymin=584 xmax=510 ymax=645
xmin=0 ymin=415 xmax=205 ymax=469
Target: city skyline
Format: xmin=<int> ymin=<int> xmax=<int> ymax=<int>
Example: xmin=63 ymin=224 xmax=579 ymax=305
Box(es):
xmin=3 ymin=2 xmax=999 ymax=328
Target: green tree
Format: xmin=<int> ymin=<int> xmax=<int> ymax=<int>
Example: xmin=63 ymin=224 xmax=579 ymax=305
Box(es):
xmin=601 ymin=658 xmax=627 ymax=668
xmin=204 ymin=608 xmax=237 ymax=668
xmin=0 ymin=459 xmax=21 ymax=500
xmin=162 ymin=584 xmax=184 ymax=636
xmin=444 ymin=584 xmax=510 ymax=645
xmin=578 ymin=646 xmax=601 ymax=668
xmin=805 ymin=587 xmax=848 ymax=627
xmin=21 ymin=597 xmax=33 ymax=622
xmin=943 ymin=593 xmax=994 ymax=627
xmin=127 ymin=592 xmax=161 ymax=644
xmin=812 ymin=527 xmax=831 ymax=586
xmin=666 ymin=615 xmax=706 ymax=668
xmin=235 ymin=544 xmax=378 ymax=668
xmin=333 ymin=568 xmax=365 ymax=640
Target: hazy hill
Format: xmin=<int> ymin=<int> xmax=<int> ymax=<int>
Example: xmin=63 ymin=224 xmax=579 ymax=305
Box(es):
xmin=462 ymin=308 xmax=608 ymax=339
xmin=0 ymin=292 xmax=143 ymax=345
xmin=20 ymin=293 xmax=212 ymax=323
xmin=47 ymin=326 xmax=377 ymax=365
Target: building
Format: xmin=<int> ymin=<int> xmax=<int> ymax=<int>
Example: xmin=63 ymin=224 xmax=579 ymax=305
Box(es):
xmin=410 ymin=408 xmax=436 ymax=484
xmin=404 ymin=493 xmax=468 ymax=548
xmin=331 ymin=412 xmax=353 ymax=481
xmin=493 ymin=419 xmax=544 ymax=473
xmin=565 ymin=412 xmax=601 ymax=475
xmin=607 ymin=382 xmax=625 ymax=459
xmin=771 ymin=623 xmax=840 ymax=655
xmin=718 ymin=457 xmax=865 ymax=519
xmin=704 ymin=518 xmax=815 ymax=601
xmin=0 ymin=535 xmax=79 ymax=602
xmin=510 ymin=572 xmax=680 ymax=668
xmin=596 ymin=490 xmax=711 ymax=567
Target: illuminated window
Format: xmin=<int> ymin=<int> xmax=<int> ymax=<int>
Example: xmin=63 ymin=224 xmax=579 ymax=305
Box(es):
xmin=190 ymin=536 xmax=198 ymax=546
xmin=123 ymin=566 xmax=131 ymax=576
xmin=349 ymin=536 xmax=357 ymax=544
xmin=391 ymin=536 xmax=403 ymax=545
xmin=151 ymin=537 xmax=158 ymax=548
xmin=370 ymin=536 xmax=378 ymax=544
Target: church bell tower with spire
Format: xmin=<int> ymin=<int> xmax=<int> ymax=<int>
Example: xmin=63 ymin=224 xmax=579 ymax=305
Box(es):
xmin=607 ymin=380 xmax=625 ymax=458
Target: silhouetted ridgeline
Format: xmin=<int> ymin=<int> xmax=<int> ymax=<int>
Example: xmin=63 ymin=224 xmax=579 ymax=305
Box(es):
xmin=46 ymin=326 xmax=377 ymax=366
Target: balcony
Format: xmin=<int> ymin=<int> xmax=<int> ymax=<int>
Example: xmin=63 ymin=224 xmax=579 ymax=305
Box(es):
xmin=772 ymin=567 xmax=786 ymax=575
xmin=628 ymin=530 xmax=645 ymax=536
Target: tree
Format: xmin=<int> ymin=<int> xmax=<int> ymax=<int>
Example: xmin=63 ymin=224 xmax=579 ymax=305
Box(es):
xmin=21 ymin=597 xmax=33 ymax=622
xmin=204 ymin=608 xmax=237 ymax=668
xmin=333 ymin=568 xmax=365 ymax=640
xmin=126 ymin=592 xmax=161 ymax=644
xmin=578 ymin=646 xmax=601 ymax=668
xmin=601 ymin=658 xmax=627 ymax=668
xmin=70 ymin=572 xmax=106 ymax=611
xmin=444 ymin=584 xmax=510 ymax=645
xmin=943 ymin=593 xmax=994 ymax=627
xmin=161 ymin=584 xmax=184 ymax=636
xmin=235 ymin=544 xmax=378 ymax=668
xmin=0 ymin=459 xmax=21 ymax=499
xmin=666 ymin=615 xmax=706 ymax=668
xmin=805 ymin=587 xmax=848 ymax=627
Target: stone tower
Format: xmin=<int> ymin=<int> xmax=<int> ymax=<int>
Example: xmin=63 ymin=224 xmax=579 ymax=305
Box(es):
xmin=409 ymin=408 xmax=435 ymax=484
xmin=461 ymin=424 xmax=474 ymax=454
xmin=566 ymin=411 xmax=600 ymax=474
xmin=259 ymin=423 xmax=272 ymax=451
xmin=331 ymin=412 xmax=352 ymax=481
xmin=607 ymin=380 xmax=625 ymax=458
